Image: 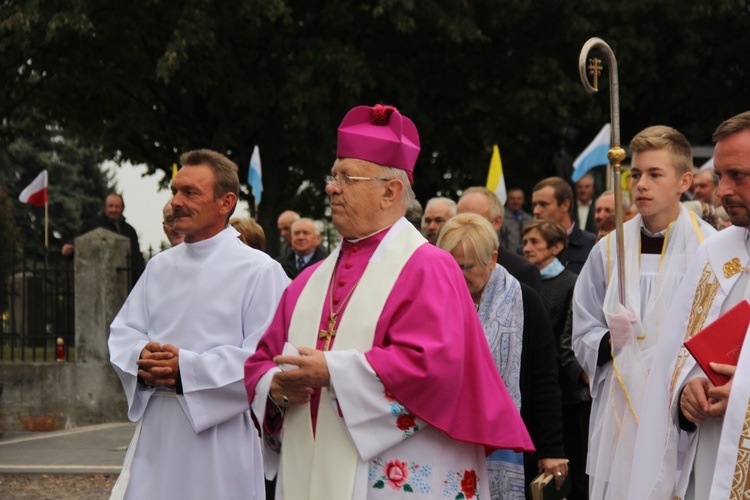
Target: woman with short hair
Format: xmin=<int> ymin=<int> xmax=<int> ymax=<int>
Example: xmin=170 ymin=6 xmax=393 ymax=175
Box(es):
xmin=438 ymin=213 xmax=566 ymax=500
xmin=522 ymin=220 xmax=588 ymax=500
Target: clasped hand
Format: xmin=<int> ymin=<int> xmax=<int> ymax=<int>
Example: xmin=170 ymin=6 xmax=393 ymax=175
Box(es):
xmin=680 ymin=362 xmax=736 ymax=423
xmin=137 ymin=342 xmax=179 ymax=389
xmin=269 ymin=346 xmax=328 ymax=406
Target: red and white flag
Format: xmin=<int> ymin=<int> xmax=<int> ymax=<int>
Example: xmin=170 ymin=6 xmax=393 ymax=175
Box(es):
xmin=19 ymin=170 xmax=48 ymax=207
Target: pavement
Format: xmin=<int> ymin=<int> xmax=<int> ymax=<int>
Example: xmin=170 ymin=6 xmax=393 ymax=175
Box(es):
xmin=0 ymin=422 xmax=134 ymax=474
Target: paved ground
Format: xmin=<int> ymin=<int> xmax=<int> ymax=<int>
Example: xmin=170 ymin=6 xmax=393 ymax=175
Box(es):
xmin=0 ymin=422 xmax=134 ymax=475
xmin=0 ymin=423 xmax=133 ymax=498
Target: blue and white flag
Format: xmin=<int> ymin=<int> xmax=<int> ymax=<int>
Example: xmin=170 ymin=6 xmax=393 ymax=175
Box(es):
xmin=248 ymin=145 xmax=263 ymax=207
xmin=572 ymin=123 xmax=611 ymax=182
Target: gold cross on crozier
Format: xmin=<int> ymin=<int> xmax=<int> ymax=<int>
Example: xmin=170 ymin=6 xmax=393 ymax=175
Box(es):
xmin=318 ymin=313 xmax=337 ymax=350
xmin=588 ymin=57 xmax=603 ymax=90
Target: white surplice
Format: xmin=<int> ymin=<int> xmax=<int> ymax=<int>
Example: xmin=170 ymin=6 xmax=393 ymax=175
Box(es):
xmin=628 ymin=225 xmax=750 ymax=500
xmin=250 ymin=219 xmax=503 ymax=499
xmin=108 ymin=227 xmax=289 ymax=500
xmin=572 ymin=206 xmax=713 ymax=499
xmin=255 ymin=354 xmax=491 ymax=500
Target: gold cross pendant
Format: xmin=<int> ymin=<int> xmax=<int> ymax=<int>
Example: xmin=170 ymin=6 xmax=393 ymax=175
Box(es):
xmin=318 ymin=314 xmax=337 ymax=351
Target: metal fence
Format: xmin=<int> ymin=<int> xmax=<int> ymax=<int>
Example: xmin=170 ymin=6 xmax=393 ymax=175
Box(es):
xmin=0 ymin=250 xmax=144 ymax=362
xmin=0 ymin=252 xmax=75 ymax=362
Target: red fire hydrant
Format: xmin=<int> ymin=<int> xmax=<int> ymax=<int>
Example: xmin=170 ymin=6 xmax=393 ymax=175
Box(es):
xmin=56 ymin=337 xmax=65 ymax=362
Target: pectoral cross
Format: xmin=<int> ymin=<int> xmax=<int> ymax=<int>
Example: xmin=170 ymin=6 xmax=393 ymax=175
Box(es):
xmin=318 ymin=313 xmax=337 ymax=351
xmin=588 ymin=57 xmax=603 ymax=90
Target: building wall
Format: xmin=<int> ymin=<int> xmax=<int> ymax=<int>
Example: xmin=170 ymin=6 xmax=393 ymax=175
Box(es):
xmin=0 ymin=228 xmax=131 ymax=432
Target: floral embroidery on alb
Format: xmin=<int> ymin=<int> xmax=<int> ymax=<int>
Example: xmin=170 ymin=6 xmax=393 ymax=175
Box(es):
xmin=443 ymin=468 xmax=479 ymax=499
xmin=369 ymin=458 xmax=432 ymax=494
xmin=384 ymin=387 xmax=420 ymax=437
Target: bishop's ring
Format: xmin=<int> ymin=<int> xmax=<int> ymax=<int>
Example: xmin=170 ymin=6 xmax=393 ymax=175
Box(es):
xmin=281 ymin=395 xmax=290 ymax=405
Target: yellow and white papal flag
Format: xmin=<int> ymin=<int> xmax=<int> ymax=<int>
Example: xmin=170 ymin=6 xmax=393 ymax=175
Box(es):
xmin=485 ymin=144 xmax=507 ymax=205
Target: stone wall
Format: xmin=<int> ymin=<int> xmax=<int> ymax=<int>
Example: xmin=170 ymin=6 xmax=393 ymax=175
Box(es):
xmin=0 ymin=228 xmax=132 ymax=432
xmin=0 ymin=362 xmax=126 ymax=431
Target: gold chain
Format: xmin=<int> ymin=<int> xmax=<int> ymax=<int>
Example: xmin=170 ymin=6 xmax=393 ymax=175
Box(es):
xmin=328 ymin=269 xmax=361 ymax=322
xmin=317 ymin=268 xmax=361 ymax=350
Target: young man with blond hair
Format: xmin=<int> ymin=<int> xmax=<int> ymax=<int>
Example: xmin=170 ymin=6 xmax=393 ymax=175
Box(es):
xmin=572 ymin=125 xmax=716 ymax=498
xmin=629 ymin=110 xmax=750 ymax=499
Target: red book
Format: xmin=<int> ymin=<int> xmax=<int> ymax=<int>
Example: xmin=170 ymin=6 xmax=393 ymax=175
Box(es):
xmin=684 ymin=300 xmax=750 ymax=387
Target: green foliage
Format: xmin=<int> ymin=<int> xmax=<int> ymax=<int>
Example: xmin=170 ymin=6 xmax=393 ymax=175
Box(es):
xmin=1 ymin=0 xmax=750 ymax=254
xmin=0 ymin=182 xmax=19 ymax=268
xmin=0 ymin=115 xmax=110 ymax=258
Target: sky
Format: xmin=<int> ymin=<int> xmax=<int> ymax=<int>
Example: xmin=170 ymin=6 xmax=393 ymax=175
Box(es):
xmin=108 ymin=161 xmax=249 ymax=256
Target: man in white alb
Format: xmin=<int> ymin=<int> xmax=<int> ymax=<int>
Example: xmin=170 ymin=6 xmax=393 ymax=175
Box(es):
xmin=108 ymin=149 xmax=289 ymax=499
xmin=572 ymin=126 xmax=715 ymax=499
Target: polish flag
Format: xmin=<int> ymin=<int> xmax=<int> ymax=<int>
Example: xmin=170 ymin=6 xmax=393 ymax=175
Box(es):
xmin=19 ymin=170 xmax=48 ymax=207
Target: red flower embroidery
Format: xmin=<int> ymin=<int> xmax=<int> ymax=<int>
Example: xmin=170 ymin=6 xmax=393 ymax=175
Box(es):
xmin=396 ymin=412 xmax=417 ymax=431
xmin=383 ymin=387 xmax=396 ymax=402
xmin=383 ymin=459 xmax=409 ymax=490
xmin=460 ymin=469 xmax=478 ymax=498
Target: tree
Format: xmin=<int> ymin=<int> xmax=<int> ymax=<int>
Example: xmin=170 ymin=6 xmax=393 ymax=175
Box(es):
xmin=2 ymin=0 xmax=749 ymax=254
xmin=0 ymin=115 xmax=110 ymax=259
xmin=0 ymin=181 xmax=19 ymax=269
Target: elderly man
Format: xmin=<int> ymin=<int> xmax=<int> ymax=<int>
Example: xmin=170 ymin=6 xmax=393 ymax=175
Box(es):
xmin=593 ymin=191 xmax=616 ymax=240
xmin=692 ymin=167 xmax=718 ymax=205
xmin=245 ymin=104 xmax=532 ymax=500
xmin=575 ymin=174 xmax=598 ymax=233
xmin=457 ymin=186 xmax=541 ymax=292
xmin=628 ymin=111 xmax=750 ymax=499
xmin=276 ymin=210 xmax=300 ymax=258
xmin=592 ymin=190 xmax=632 ymax=241
xmin=532 ymin=177 xmax=596 ymax=274
xmin=108 ymin=149 xmax=289 ymax=500
xmin=276 ymin=217 xmax=327 ymax=279
xmin=421 ymin=196 xmax=456 ymax=244
xmin=405 ymin=197 xmax=423 ymax=231
xmin=501 ymin=187 xmax=534 ymax=250
xmin=161 ymin=200 xmax=185 ymax=247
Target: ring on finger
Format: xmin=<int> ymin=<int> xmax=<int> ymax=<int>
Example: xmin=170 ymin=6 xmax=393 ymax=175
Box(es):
xmin=281 ymin=395 xmax=290 ymax=405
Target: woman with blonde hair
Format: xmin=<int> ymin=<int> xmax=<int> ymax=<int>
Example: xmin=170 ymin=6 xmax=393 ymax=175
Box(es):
xmin=437 ymin=213 xmax=566 ymax=499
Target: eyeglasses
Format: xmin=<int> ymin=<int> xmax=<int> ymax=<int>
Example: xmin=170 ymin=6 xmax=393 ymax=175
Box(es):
xmin=325 ymin=173 xmax=389 ymax=188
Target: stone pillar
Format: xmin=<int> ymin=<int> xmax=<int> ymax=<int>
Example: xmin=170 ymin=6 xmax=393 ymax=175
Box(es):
xmin=74 ymin=228 xmax=130 ymax=363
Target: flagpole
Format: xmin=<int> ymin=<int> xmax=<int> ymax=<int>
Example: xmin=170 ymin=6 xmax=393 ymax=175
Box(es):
xmin=45 ymin=199 xmax=49 ymax=249
xmin=579 ymin=37 xmax=626 ymax=306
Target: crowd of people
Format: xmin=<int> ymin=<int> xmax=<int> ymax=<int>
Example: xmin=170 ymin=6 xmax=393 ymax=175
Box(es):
xmin=100 ymin=105 xmax=750 ymax=500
